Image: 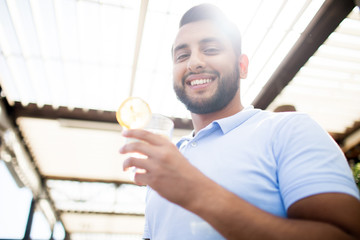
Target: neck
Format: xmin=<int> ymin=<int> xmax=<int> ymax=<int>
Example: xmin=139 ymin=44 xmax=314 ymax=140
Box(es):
xmin=191 ymin=93 xmax=243 ymax=134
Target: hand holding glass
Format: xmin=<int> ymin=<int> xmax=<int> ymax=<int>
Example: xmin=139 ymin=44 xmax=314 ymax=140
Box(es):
xmin=116 ymin=97 xmax=174 ymax=181
xmin=126 ymin=114 xmax=174 ymax=180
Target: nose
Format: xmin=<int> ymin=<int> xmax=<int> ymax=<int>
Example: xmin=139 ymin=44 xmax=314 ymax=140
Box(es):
xmin=187 ymin=52 xmax=205 ymax=72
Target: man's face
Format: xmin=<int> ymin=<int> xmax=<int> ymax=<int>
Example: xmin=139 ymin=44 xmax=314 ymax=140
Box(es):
xmin=172 ymin=20 xmax=240 ymax=114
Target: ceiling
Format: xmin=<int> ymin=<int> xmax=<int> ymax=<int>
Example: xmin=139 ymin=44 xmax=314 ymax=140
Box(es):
xmin=0 ymin=0 xmax=359 ymax=239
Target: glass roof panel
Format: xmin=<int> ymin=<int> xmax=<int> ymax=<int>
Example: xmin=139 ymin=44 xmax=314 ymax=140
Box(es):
xmin=53 ymin=0 xmax=79 ymax=60
xmin=0 ymin=54 xmax=18 ymax=101
xmin=292 ymin=0 xmax=325 ymax=32
xmin=0 ymin=161 xmax=33 ymax=239
xmin=47 ymin=180 xmax=146 ymax=215
xmin=0 ymin=0 xmax=22 ymax=56
xmin=26 ymin=58 xmax=51 ymax=107
xmin=30 ymin=211 xmax=52 ymax=240
xmin=0 ymin=0 xmax=140 ymax=111
xmin=7 ymin=56 xmax=36 ymax=105
xmin=6 ymin=0 xmax=41 ymax=58
xmin=30 ymin=0 xmax=61 ymax=59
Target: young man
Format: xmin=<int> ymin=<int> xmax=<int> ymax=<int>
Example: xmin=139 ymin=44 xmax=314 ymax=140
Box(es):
xmin=121 ymin=4 xmax=360 ymax=240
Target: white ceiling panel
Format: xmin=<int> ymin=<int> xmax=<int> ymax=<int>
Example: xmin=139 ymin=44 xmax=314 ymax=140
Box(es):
xmin=17 ymin=117 xmax=133 ymax=182
xmin=61 ymin=212 xmax=145 ymax=234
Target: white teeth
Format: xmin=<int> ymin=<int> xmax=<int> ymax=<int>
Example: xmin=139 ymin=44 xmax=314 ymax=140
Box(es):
xmin=190 ymin=79 xmax=212 ymax=86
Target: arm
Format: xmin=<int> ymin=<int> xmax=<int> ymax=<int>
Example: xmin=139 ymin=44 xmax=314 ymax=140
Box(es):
xmin=120 ymin=129 xmax=360 ymax=240
xmin=184 ymin=178 xmax=360 ymax=240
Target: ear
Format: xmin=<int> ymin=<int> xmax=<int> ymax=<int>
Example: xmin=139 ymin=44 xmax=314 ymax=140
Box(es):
xmin=239 ymin=54 xmax=249 ymax=79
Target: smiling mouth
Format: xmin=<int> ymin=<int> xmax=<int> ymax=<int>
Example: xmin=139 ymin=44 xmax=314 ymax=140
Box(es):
xmin=189 ymin=78 xmax=213 ymax=86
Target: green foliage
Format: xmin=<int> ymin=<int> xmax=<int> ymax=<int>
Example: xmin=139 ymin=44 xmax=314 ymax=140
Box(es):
xmin=352 ymin=162 xmax=360 ymax=190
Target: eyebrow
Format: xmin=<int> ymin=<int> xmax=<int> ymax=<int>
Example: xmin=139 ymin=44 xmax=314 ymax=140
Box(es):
xmin=199 ymin=37 xmax=221 ymax=45
xmin=173 ymin=43 xmax=188 ymax=53
xmin=173 ymin=37 xmax=221 ymax=54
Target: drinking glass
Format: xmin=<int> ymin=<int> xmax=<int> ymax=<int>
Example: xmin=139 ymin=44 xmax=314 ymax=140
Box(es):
xmin=125 ymin=113 xmax=174 ymax=181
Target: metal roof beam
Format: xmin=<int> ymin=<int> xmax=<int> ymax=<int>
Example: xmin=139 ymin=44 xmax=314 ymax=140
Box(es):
xmin=44 ymin=175 xmax=135 ymax=185
xmin=10 ymin=102 xmax=194 ymax=129
xmin=128 ymin=0 xmax=149 ymax=97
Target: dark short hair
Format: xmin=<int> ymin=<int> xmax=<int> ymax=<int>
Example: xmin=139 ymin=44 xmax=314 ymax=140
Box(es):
xmin=179 ymin=4 xmax=242 ymax=56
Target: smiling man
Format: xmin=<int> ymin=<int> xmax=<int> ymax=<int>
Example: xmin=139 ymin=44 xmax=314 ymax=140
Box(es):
xmin=172 ymin=18 xmax=248 ymax=128
xmin=121 ymin=4 xmax=360 ymax=240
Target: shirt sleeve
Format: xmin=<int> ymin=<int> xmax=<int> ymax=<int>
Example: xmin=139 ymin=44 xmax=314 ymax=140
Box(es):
xmin=143 ymin=219 xmax=150 ymax=239
xmin=142 ymin=186 xmax=152 ymax=239
xmin=274 ymin=113 xmax=359 ymax=210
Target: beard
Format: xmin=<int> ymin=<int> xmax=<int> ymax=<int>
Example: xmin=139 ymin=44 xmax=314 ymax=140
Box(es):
xmin=173 ymin=64 xmax=240 ymax=114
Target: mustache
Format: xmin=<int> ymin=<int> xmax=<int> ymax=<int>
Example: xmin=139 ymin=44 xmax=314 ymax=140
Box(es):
xmin=181 ymin=70 xmax=220 ymax=85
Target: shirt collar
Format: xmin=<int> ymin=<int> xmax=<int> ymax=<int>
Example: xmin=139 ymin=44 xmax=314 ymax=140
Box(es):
xmin=214 ymin=105 xmax=260 ymax=134
xmin=176 ymin=106 xmax=260 ymax=148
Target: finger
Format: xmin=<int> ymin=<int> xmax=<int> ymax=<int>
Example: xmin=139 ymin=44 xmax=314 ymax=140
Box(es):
xmin=120 ymin=139 xmax=159 ymax=159
xmin=133 ymin=171 xmax=149 ymax=186
xmin=122 ymin=129 xmax=167 ymax=145
xmin=122 ymin=156 xmax=152 ymax=171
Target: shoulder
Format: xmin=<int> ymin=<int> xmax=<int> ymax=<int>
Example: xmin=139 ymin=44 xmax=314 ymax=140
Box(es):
xmin=244 ymin=108 xmax=311 ymax=124
xmin=244 ymin=110 xmax=321 ymax=137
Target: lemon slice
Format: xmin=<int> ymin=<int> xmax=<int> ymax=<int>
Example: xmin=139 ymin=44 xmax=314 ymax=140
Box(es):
xmin=116 ymin=97 xmax=152 ymax=129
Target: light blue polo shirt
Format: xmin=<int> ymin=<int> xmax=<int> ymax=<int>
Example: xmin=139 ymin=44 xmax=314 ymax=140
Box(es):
xmin=143 ymin=107 xmax=359 ymax=240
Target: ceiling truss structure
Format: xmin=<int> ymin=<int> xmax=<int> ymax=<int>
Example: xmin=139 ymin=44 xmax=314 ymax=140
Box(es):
xmin=253 ymin=0 xmax=356 ymax=109
xmin=0 ymin=0 xmax=359 ymax=238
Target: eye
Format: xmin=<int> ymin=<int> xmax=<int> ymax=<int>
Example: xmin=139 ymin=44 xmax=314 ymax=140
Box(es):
xmin=175 ymin=53 xmax=189 ymax=63
xmin=203 ymin=47 xmax=220 ymax=55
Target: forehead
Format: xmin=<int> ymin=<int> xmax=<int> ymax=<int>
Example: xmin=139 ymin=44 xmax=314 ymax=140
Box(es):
xmin=173 ymin=20 xmax=230 ymax=48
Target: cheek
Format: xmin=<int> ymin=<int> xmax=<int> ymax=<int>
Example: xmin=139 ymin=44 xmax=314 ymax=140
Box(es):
xmin=208 ymin=59 xmax=227 ymax=71
xmin=173 ymin=64 xmax=186 ymax=83
xmin=208 ymin=53 xmax=237 ymax=71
